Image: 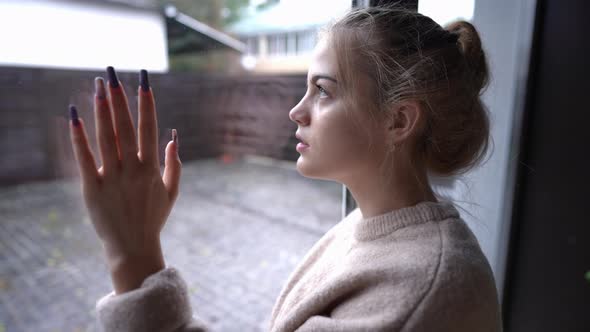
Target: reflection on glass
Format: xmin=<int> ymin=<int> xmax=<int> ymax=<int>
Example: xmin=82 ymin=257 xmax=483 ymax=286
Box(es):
xmin=0 ymin=0 xmax=349 ymax=331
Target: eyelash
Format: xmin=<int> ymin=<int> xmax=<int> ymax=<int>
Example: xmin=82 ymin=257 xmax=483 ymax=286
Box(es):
xmin=315 ymin=84 xmax=328 ymax=97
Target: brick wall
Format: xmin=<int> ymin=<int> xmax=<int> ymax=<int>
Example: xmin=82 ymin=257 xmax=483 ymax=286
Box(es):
xmin=0 ymin=67 xmax=305 ymax=185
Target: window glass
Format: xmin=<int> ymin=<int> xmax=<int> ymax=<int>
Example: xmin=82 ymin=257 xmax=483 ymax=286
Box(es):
xmin=0 ymin=1 xmax=351 ymax=331
xmin=418 ymin=0 xmax=475 ymax=26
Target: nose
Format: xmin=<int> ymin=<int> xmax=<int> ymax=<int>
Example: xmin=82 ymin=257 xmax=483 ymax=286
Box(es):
xmin=289 ymin=97 xmax=310 ymax=126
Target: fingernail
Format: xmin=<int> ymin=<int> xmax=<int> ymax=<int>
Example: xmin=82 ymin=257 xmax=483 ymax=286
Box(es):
xmin=69 ymin=105 xmax=80 ymax=126
xmin=172 ymin=129 xmax=178 ymax=145
xmin=95 ymin=77 xmax=106 ymax=99
xmin=140 ymin=69 xmax=150 ymax=92
xmin=106 ymin=66 xmax=119 ymax=88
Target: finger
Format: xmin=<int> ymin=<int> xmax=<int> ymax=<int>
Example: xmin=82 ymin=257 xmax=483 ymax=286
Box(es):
xmin=107 ymin=66 xmax=138 ymax=164
xmin=69 ymin=105 xmax=99 ymax=186
xmin=138 ymin=69 xmax=159 ymax=166
xmin=163 ymin=129 xmax=181 ymax=203
xmin=94 ymin=77 xmax=120 ymax=172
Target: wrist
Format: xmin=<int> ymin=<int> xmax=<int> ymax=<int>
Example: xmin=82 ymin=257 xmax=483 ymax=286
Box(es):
xmin=104 ymin=239 xmax=166 ymax=294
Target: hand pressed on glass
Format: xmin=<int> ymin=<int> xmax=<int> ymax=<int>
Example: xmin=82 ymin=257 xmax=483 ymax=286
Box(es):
xmin=68 ymin=67 xmax=181 ymax=294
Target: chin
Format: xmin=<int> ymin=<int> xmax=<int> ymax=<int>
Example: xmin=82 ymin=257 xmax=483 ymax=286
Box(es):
xmin=295 ymin=155 xmax=332 ymax=180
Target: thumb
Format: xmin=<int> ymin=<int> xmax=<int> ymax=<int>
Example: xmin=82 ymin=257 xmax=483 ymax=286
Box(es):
xmin=163 ymin=129 xmax=181 ymax=203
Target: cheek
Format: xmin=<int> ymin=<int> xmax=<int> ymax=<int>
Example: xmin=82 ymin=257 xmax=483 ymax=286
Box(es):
xmin=298 ymin=113 xmax=373 ymax=177
xmin=320 ymin=123 xmax=368 ymax=158
xmin=297 ymin=122 xmax=370 ymax=181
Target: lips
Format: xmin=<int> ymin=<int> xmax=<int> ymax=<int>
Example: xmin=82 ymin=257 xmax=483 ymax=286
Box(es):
xmin=295 ymin=132 xmax=309 ymax=146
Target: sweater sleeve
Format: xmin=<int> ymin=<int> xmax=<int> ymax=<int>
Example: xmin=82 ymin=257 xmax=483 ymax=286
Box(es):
xmin=95 ymin=267 xmax=210 ymax=332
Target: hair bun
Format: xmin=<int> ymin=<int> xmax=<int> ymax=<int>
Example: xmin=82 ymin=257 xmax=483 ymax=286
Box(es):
xmin=446 ymin=32 xmax=459 ymax=44
xmin=445 ymin=21 xmax=489 ymax=92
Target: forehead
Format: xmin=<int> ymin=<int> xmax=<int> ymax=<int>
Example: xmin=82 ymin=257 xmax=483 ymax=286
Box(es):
xmin=307 ymin=38 xmax=338 ymax=81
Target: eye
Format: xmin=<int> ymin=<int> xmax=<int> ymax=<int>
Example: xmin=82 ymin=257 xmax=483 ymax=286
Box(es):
xmin=316 ymin=84 xmax=329 ymax=98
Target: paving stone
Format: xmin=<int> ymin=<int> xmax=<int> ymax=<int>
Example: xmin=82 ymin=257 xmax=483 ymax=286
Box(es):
xmin=0 ymin=158 xmax=341 ymax=331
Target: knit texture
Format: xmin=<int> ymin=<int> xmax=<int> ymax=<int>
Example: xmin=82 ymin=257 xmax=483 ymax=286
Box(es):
xmin=95 ymin=267 xmax=208 ymax=332
xmin=95 ymin=200 xmax=502 ymax=331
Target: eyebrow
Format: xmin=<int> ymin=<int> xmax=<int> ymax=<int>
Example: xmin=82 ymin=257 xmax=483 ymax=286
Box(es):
xmin=310 ymin=74 xmax=338 ymax=84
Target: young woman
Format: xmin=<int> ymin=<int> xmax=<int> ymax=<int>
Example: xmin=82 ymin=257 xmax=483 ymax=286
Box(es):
xmin=69 ymin=6 xmax=502 ymax=332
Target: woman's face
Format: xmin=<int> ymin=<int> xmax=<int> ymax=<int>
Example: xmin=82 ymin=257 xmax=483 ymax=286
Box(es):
xmin=289 ymin=38 xmax=387 ymax=182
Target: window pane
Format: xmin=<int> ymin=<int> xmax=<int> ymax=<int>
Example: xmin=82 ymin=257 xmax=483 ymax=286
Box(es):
xmin=0 ymin=1 xmax=351 ymax=331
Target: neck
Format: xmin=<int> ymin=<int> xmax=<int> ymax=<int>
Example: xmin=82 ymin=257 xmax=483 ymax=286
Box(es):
xmin=343 ymin=164 xmax=437 ymax=220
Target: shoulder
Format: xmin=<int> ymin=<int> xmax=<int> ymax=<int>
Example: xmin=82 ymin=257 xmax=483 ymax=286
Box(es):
xmin=330 ymin=217 xmax=448 ymax=319
xmin=399 ymin=217 xmax=503 ymax=331
xmin=362 ymin=213 xmax=493 ymax=276
xmin=343 ymin=216 xmax=501 ymax=331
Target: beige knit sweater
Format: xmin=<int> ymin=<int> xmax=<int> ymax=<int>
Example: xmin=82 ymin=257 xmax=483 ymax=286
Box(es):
xmin=95 ymin=201 xmax=502 ymax=331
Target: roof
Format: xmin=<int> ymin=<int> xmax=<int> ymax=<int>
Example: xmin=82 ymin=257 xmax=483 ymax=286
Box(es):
xmin=101 ymin=0 xmax=158 ymax=10
xmin=77 ymin=1 xmax=243 ymax=54
xmin=228 ymin=0 xmax=350 ymax=36
xmin=165 ymin=6 xmax=245 ymax=54
xmin=76 ymin=0 xmax=158 ymax=10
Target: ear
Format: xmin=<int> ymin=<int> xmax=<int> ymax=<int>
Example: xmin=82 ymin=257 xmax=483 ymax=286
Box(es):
xmin=385 ymin=100 xmax=423 ymax=145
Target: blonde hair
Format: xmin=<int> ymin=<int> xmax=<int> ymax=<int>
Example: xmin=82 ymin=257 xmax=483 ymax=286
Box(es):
xmin=323 ymin=5 xmax=492 ymax=178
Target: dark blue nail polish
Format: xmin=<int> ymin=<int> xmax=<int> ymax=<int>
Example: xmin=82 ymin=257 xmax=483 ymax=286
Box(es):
xmin=107 ymin=66 xmax=119 ymax=88
xmin=69 ymin=105 xmax=80 ymax=126
xmin=140 ymin=69 xmax=150 ymax=92
xmin=95 ymin=77 xmax=106 ymax=99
